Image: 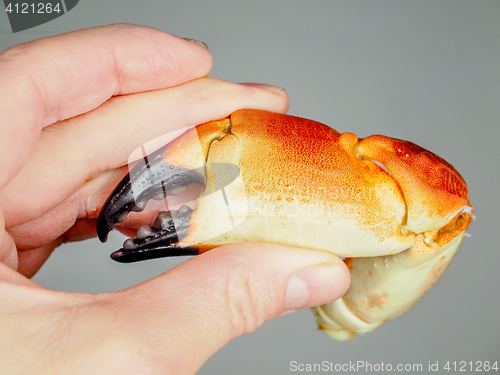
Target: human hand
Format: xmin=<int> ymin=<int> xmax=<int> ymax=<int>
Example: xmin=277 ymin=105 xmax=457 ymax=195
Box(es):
xmin=0 ymin=24 xmax=350 ymax=374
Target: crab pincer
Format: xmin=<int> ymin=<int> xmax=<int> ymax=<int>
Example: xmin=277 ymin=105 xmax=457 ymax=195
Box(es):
xmin=97 ymin=109 xmax=472 ymax=340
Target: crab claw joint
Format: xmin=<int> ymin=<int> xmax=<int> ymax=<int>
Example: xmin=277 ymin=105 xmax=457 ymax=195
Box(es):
xmin=97 ymin=110 xmax=472 ymax=338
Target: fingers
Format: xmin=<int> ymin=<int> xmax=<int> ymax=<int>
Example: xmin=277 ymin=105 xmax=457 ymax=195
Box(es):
xmin=0 ymin=262 xmax=42 ymax=287
xmin=5 ymin=168 xmax=125 ymax=277
xmin=1 ymin=78 xmax=289 ymax=228
xmin=0 ymin=206 xmax=18 ymax=271
xmin=103 ymin=244 xmax=350 ymax=373
xmin=0 ymin=24 xmax=213 ymax=189
xmin=16 ymin=241 xmax=59 ymax=279
xmin=0 ymin=244 xmax=348 ymax=373
xmin=10 ymin=215 xmax=99 ymax=278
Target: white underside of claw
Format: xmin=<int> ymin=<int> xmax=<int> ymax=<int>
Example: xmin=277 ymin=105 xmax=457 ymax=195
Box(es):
xmin=183 ymin=194 xmax=415 ymax=258
xmin=312 ymin=231 xmax=465 ymax=340
xmin=313 ymin=298 xmax=382 ymax=341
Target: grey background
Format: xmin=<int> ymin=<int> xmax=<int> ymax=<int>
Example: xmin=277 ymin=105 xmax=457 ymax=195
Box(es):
xmin=1 ymin=1 xmax=499 ymax=373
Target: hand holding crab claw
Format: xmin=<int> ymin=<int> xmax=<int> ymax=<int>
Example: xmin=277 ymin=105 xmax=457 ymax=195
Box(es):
xmin=0 ymin=25 xmax=352 ymax=374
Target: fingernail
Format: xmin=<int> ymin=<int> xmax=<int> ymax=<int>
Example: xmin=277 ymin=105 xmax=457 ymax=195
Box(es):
xmin=284 ymin=263 xmax=349 ymax=311
xmin=241 ymin=83 xmax=285 ymax=94
xmin=263 ymin=85 xmax=285 ymax=94
xmin=184 ymin=38 xmax=209 ymax=50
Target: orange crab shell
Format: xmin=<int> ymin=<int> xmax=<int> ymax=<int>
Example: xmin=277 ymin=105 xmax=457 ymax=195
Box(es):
xmin=159 ymin=110 xmax=469 ymax=258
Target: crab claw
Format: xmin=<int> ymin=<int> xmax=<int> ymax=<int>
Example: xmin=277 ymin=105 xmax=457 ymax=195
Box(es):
xmin=97 ymin=117 xmax=232 ymax=262
xmin=97 ymin=109 xmax=472 ymax=338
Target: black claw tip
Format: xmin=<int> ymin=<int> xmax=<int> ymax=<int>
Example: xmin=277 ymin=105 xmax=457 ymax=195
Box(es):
xmin=107 ymin=205 xmax=196 ymax=262
xmin=96 ymin=144 xmax=204 ymax=243
xmin=110 ymin=246 xmax=200 ymax=263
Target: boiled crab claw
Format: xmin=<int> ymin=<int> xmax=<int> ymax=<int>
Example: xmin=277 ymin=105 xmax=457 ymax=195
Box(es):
xmin=97 ymin=109 xmax=472 ymax=340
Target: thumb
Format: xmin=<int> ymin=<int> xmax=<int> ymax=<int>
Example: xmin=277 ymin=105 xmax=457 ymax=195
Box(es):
xmin=105 ymin=243 xmax=350 ymax=374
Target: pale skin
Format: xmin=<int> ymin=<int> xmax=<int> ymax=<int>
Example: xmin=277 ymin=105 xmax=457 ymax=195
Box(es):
xmin=0 ymin=25 xmax=350 ymax=374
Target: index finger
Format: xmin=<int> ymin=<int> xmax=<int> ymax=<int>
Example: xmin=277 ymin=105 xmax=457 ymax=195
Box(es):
xmin=0 ymin=24 xmax=212 ymax=189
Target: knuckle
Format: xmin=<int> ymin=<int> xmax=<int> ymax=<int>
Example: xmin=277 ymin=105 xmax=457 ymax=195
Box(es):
xmin=218 ymin=264 xmax=275 ymax=337
xmin=0 ymin=44 xmax=30 ymax=67
xmin=0 ymin=230 xmax=18 ymax=270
